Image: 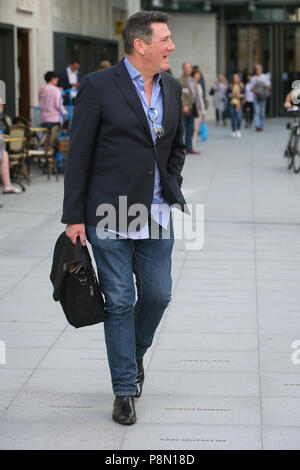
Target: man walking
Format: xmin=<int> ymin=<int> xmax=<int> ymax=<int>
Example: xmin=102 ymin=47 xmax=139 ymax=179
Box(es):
xmin=178 ymin=61 xmax=200 ymax=154
xmin=58 ymin=59 xmax=82 ymax=105
xmin=61 ymin=11 xmax=187 ymax=425
xmin=250 ymin=64 xmax=271 ymax=132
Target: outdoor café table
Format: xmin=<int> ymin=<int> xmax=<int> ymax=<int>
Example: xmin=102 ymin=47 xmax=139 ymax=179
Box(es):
xmin=3 ymin=136 xmax=26 ymax=143
xmin=29 ymin=127 xmax=48 ymax=133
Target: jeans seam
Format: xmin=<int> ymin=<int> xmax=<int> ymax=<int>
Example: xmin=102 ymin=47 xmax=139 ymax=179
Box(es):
xmin=133 ymin=251 xmax=143 ymax=320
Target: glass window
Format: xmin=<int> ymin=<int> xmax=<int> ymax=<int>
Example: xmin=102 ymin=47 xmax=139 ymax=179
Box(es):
xmin=224 ymin=6 xmax=251 ymax=22
xmin=287 ymin=7 xmax=300 ymax=22
xmin=238 ymin=27 xmax=248 ymax=73
xmin=226 ymin=25 xmax=238 ymax=77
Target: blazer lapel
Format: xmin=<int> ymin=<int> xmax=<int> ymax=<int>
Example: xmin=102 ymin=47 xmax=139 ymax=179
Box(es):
xmin=156 ymin=72 xmax=172 ymax=146
xmin=113 ymin=59 xmax=153 ymax=142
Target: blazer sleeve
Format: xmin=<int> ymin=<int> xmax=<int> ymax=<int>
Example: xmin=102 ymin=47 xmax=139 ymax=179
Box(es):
xmin=61 ymin=76 xmax=101 ymax=225
xmin=167 ymin=82 xmax=186 ymax=189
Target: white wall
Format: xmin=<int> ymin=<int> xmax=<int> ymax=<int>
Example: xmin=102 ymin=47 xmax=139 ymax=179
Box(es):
xmin=167 ymin=12 xmax=217 ymax=120
xmin=0 ymin=0 xmax=53 ymax=113
xmin=0 ymin=0 xmax=141 ymax=110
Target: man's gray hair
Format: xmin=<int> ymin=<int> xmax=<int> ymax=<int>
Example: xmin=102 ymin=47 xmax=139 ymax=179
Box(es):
xmin=122 ymin=10 xmax=170 ymax=55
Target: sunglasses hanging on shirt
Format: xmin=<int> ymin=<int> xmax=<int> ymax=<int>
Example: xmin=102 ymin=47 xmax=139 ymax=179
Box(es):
xmin=148 ymin=107 xmax=164 ymax=137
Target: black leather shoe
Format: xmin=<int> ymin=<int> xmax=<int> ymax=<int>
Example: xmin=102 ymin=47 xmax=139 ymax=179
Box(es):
xmin=112 ymin=395 xmax=136 ymax=425
xmin=135 ymin=357 xmax=144 ymax=398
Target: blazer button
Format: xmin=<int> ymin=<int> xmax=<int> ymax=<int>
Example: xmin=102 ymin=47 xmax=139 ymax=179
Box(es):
xmin=148 ymin=170 xmax=154 ymax=176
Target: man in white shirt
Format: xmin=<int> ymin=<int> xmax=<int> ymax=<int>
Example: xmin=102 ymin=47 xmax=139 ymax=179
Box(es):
xmin=58 ymin=59 xmax=81 ymax=105
xmin=250 ymin=64 xmax=271 ymax=131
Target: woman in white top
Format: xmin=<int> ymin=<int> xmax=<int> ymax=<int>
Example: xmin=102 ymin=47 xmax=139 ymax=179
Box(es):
xmin=191 ymin=69 xmax=206 ymax=153
xmin=250 ymin=64 xmax=271 ymax=131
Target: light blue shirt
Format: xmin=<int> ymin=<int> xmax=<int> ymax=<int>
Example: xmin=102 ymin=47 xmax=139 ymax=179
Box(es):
xmin=107 ymin=57 xmax=170 ymax=239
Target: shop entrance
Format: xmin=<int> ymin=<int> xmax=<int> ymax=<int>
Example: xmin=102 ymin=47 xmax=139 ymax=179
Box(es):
xmin=0 ymin=24 xmax=15 ymax=117
xmin=17 ymin=28 xmax=30 ymax=119
xmin=225 ymin=24 xmax=300 ymax=116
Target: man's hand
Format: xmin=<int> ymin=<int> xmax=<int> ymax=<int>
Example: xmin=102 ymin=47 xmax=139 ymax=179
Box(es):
xmin=183 ymin=105 xmax=190 ymax=115
xmin=66 ymin=223 xmax=86 ymax=246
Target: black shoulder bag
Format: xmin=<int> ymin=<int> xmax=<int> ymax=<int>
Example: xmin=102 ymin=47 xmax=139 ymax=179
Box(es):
xmin=50 ymin=232 xmax=106 ymax=328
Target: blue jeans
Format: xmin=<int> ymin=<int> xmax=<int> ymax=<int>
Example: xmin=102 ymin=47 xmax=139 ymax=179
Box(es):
xmin=253 ymin=99 xmax=266 ymax=129
xmin=86 ymin=218 xmax=174 ymax=396
xmin=182 ymin=114 xmax=194 ymax=152
xmin=229 ymin=104 xmax=242 ymax=132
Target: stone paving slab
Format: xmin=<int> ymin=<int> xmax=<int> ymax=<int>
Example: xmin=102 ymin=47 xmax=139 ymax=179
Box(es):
xmin=263 ymin=427 xmax=300 ymax=450
xmin=168 ymin=300 xmax=257 ymax=317
xmin=0 ymin=416 xmax=126 ymax=450
xmin=141 ymin=370 xmax=259 ymax=397
xmin=0 ymin=329 xmax=62 ymax=349
xmin=161 ymin=316 xmax=257 ymax=334
xmin=262 ymin=398 xmax=300 ymax=426
xmin=0 ymin=348 xmax=49 ymax=370
xmin=155 ymin=332 xmax=258 ymax=351
xmin=121 ymin=423 xmax=262 ymax=450
xmin=149 ymin=349 xmax=259 ymax=373
xmin=0 ymin=370 xmax=34 ymax=392
xmin=130 ymin=395 xmax=261 ymax=426
xmin=20 ymin=368 xmax=112 ymax=395
xmin=261 ymin=373 xmax=300 ymax=398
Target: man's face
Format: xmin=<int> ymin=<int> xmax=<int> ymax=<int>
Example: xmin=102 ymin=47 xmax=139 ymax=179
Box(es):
xmin=183 ymin=62 xmax=192 ymax=77
xmin=256 ymin=65 xmax=262 ymax=75
xmin=142 ymin=22 xmax=175 ymax=73
xmin=70 ymin=62 xmax=80 ymax=73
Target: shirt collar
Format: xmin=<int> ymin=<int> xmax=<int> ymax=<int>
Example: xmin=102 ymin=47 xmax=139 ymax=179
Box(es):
xmin=124 ymin=56 xmax=161 ymax=84
xmin=67 ymin=66 xmax=76 ymax=75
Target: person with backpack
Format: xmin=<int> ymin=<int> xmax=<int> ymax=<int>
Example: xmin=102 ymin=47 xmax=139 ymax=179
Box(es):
xmin=250 ymin=64 xmax=271 ymax=132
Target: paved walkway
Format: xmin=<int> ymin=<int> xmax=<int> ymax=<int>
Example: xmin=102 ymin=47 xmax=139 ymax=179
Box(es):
xmin=1 ymin=118 xmax=300 ymax=450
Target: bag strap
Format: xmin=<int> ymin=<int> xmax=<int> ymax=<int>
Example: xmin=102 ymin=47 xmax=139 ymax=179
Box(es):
xmin=75 ymin=236 xmax=89 ymax=271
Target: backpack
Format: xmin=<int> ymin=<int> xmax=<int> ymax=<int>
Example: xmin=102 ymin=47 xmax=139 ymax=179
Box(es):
xmin=255 ymin=82 xmax=270 ymax=101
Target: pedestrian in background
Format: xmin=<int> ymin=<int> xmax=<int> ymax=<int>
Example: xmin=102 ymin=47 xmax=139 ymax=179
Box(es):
xmin=0 ymin=102 xmax=21 ymax=194
xmin=211 ymin=73 xmax=227 ymax=126
xmin=178 ymin=61 xmax=200 ymax=154
xmin=193 ymin=65 xmax=207 ymax=108
xmin=244 ymin=73 xmax=254 ymax=128
xmin=250 ymin=64 xmax=271 ymax=132
xmin=191 ymin=69 xmax=206 ymax=152
xmin=98 ymin=60 xmax=112 ymax=70
xmin=58 ymin=59 xmax=82 ymax=105
xmin=0 ymin=147 xmax=22 ymax=194
xmin=227 ymin=73 xmax=245 ymax=138
xmin=39 ymin=71 xmax=67 ymax=127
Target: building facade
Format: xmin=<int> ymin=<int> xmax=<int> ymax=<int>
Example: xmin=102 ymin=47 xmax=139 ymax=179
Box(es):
xmin=143 ymin=0 xmax=300 ymax=117
xmin=0 ymin=0 xmax=141 ymax=118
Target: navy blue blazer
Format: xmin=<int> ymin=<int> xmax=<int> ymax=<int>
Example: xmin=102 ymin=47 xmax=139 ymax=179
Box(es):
xmin=61 ymin=58 xmax=188 ymax=229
